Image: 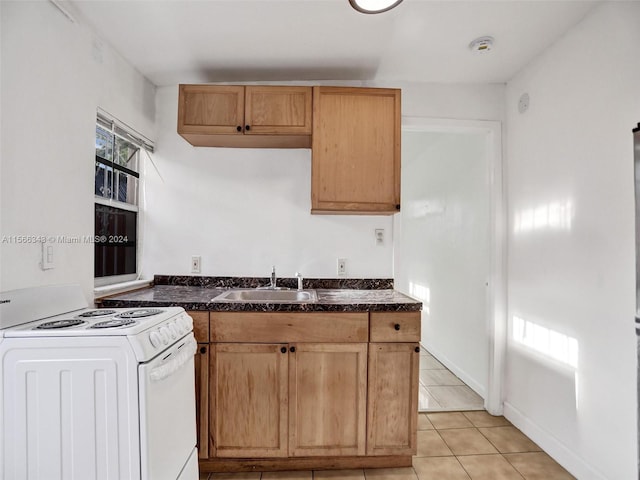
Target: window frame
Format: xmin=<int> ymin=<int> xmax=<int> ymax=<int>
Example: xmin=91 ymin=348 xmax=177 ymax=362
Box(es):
xmin=94 ymin=110 xmax=154 ymax=287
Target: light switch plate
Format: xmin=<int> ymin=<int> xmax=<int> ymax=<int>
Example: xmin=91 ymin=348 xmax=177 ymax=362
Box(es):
xmin=41 ymin=242 xmax=54 ymax=270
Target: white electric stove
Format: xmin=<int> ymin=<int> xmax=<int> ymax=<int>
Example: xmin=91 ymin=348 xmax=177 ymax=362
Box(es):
xmin=0 ymin=285 xmax=199 ymax=480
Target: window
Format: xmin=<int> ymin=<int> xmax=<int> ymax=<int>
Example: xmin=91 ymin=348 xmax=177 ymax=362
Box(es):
xmin=94 ymin=110 xmax=153 ymax=284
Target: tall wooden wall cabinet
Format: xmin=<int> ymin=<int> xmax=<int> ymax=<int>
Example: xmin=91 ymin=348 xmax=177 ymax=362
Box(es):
xmin=311 ymin=87 xmax=401 ymax=215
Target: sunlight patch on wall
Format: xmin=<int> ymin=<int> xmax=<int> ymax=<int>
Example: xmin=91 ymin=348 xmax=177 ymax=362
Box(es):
xmin=513 ymin=200 xmax=574 ymax=234
xmin=512 ymin=315 xmax=578 ymax=369
xmin=409 ymin=282 xmax=430 ymax=315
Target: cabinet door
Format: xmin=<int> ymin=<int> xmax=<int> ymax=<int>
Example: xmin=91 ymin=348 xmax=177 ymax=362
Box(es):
xmin=245 ymin=86 xmax=312 ymax=135
xmin=289 ymin=343 xmax=367 ymax=456
xmin=367 ymin=343 xmax=419 ymax=456
xmin=194 ymin=344 xmax=210 ymax=459
xmin=178 ymin=85 xmax=244 ymax=135
xmin=212 ymin=343 xmax=288 ymax=458
xmin=312 ymin=87 xmax=401 ymax=214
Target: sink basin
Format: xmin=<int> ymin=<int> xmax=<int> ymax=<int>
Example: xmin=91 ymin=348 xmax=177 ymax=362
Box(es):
xmin=213 ymin=289 xmax=318 ymax=303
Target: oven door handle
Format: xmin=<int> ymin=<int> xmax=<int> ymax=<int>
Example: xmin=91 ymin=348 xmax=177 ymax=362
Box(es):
xmin=149 ymin=335 xmax=197 ymax=382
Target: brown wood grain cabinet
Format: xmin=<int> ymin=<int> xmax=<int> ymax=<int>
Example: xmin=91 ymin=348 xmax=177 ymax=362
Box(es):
xmin=289 ymin=343 xmax=367 ymax=457
xmin=189 ymin=311 xmax=211 ymax=460
xmin=194 ymin=343 xmax=210 ymax=460
xmin=199 ymin=311 xmax=418 ymax=473
xmin=178 ymin=85 xmax=312 ymax=148
xmin=367 ymin=343 xmax=419 ymax=456
xmin=212 ymin=343 xmax=289 ymax=458
xmin=311 ymin=87 xmax=401 ymax=215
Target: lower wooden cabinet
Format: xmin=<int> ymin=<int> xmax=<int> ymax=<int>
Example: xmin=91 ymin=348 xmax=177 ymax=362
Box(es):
xmin=190 ymin=311 xmax=211 ymax=460
xmin=194 ymin=343 xmax=210 ymax=459
xmin=212 ymin=343 xmax=289 ymax=457
xmin=289 ymin=343 xmax=367 ymax=457
xmin=209 ymin=342 xmax=367 ymax=458
xmin=197 ymin=311 xmax=420 ymax=470
xmin=367 ymin=343 xmax=420 ymax=455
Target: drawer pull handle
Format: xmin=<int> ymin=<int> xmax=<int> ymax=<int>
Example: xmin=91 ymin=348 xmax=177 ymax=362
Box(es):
xmin=290 ymin=346 xmax=296 ymax=353
xmin=394 ymin=324 xmax=401 ymax=331
xmin=280 ymin=347 xmax=287 ymax=354
xmin=415 ymin=346 xmax=420 ymax=353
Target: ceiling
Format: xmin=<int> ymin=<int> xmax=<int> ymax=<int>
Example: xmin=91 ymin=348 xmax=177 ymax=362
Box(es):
xmin=67 ymin=0 xmax=599 ymax=87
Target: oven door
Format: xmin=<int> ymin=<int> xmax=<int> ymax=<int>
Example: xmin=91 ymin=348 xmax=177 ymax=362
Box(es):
xmin=138 ymin=333 xmax=198 ymax=480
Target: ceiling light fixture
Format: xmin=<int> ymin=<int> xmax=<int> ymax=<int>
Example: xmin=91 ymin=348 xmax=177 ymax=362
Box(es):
xmin=349 ymin=0 xmax=404 ymax=14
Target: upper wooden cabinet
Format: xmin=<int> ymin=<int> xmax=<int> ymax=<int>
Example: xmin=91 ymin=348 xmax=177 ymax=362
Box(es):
xmin=178 ymin=85 xmax=312 ymax=148
xmin=311 ymin=87 xmax=401 ymax=215
xmin=244 ymin=86 xmax=312 ymax=135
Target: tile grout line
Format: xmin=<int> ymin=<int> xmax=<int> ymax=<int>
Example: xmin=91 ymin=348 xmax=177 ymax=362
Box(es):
xmin=433 ymin=421 xmax=536 ymax=480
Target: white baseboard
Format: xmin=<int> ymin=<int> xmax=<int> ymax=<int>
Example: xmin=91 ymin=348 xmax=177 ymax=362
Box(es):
xmin=503 ymin=402 xmax=607 ymax=480
xmin=421 ymin=341 xmax=487 ymax=400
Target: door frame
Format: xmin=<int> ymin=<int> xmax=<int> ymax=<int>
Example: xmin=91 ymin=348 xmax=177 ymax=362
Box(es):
xmin=400 ymin=117 xmax=506 ymax=415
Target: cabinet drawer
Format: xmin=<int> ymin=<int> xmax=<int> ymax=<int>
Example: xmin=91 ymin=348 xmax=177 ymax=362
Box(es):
xmin=211 ymin=312 xmax=369 ymax=343
xmin=369 ymin=312 xmax=420 ymax=342
xmin=189 ymin=311 xmax=210 ymax=343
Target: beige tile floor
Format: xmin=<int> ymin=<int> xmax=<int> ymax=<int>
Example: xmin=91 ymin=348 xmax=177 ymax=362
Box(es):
xmin=200 ymin=411 xmax=574 ymax=480
xmin=419 ymin=348 xmax=484 ymax=412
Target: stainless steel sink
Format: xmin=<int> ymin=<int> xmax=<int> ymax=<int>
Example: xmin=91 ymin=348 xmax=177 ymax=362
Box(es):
xmin=213 ymin=289 xmax=318 ymax=303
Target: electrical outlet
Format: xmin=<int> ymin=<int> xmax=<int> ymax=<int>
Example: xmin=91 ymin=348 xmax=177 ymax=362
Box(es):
xmin=337 ymin=258 xmax=347 ymax=276
xmin=375 ymin=228 xmax=385 ymax=246
xmin=191 ymin=255 xmax=201 ymax=273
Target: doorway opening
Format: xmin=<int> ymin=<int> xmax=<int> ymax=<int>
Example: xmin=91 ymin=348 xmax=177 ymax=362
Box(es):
xmin=394 ymin=118 xmax=506 ymax=414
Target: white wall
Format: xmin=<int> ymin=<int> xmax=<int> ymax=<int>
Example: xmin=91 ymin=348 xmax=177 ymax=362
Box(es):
xmin=504 ymin=2 xmax=639 ymax=479
xmin=390 ymin=82 xmax=505 ymax=122
xmin=142 ymin=82 xmax=504 ymax=279
xmin=0 ymin=1 xmax=155 ymax=300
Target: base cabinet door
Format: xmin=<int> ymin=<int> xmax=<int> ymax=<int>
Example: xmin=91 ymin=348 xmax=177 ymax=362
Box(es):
xmin=194 ymin=344 xmax=210 ymax=459
xmin=212 ymin=343 xmax=289 ymax=458
xmin=367 ymin=343 xmax=419 ymax=455
xmin=289 ymin=343 xmax=368 ymax=456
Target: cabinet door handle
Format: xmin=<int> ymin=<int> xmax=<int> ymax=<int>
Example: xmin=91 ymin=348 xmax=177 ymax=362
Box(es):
xmin=236 ymin=125 xmax=242 ymax=132
xmin=280 ymin=346 xmax=287 ymax=354
xmin=395 ymin=204 xmax=401 ymax=210
xmin=394 ymin=323 xmax=401 ymax=331
xmin=415 ymin=346 xmax=420 ymax=353
xmin=199 ymin=346 xmax=207 ymax=354
xmin=245 ymin=125 xmax=251 ymax=131
xmin=289 ymin=346 xmax=296 ymax=353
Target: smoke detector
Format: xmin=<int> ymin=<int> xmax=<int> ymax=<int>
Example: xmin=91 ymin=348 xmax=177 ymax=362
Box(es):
xmin=469 ymin=36 xmax=494 ymax=53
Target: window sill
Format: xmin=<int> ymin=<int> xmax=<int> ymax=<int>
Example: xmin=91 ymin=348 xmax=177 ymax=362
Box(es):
xmin=94 ymin=279 xmax=152 ymax=300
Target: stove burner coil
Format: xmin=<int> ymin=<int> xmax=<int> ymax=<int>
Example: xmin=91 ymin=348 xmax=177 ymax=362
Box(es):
xmin=116 ymin=309 xmax=164 ymax=319
xmin=77 ymin=309 xmax=117 ymax=318
xmin=91 ymin=318 xmax=137 ymax=329
xmin=35 ymin=319 xmax=87 ymax=330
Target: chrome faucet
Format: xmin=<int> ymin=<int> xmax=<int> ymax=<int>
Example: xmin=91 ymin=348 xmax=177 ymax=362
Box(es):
xmin=295 ymin=272 xmax=303 ymax=290
xmin=270 ymin=265 xmax=277 ymax=289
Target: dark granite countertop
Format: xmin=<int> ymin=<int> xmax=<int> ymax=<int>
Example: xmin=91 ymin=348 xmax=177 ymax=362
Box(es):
xmin=98 ymin=285 xmax=422 ymax=312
